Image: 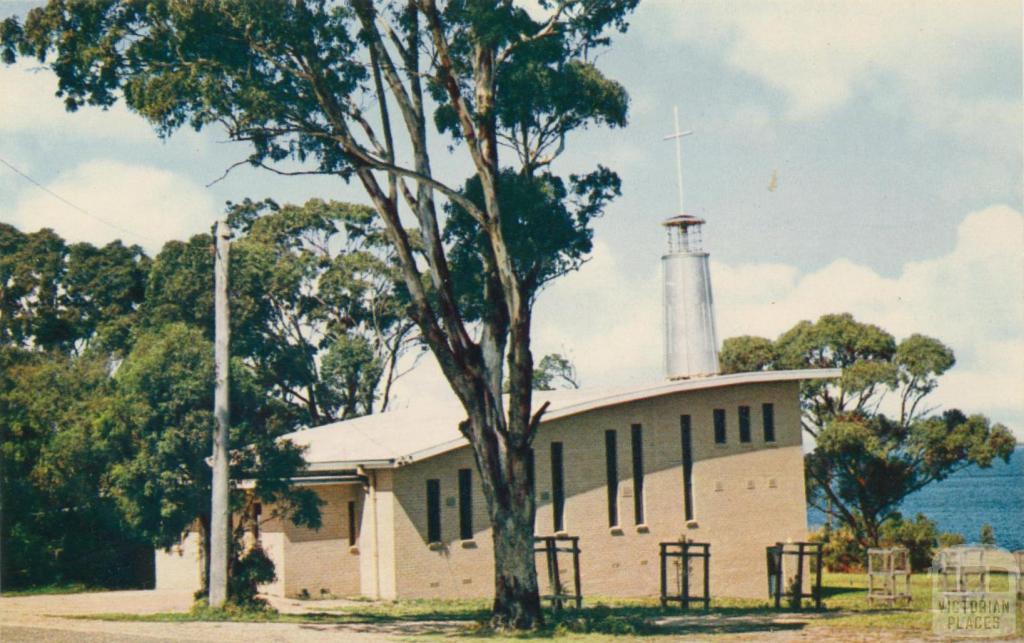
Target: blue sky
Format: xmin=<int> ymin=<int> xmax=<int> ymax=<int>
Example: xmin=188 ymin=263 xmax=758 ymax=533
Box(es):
xmin=1 ymin=1 xmax=1021 ymax=438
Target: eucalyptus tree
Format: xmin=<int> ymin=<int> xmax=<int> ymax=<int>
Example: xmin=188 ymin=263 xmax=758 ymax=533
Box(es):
xmin=142 ymin=198 xmax=417 ymax=426
xmin=3 ymin=2 xmax=636 ymax=626
xmin=720 ymin=313 xmax=1015 ymax=549
xmin=0 ymin=223 xmax=148 ymax=355
xmin=227 ymin=198 xmax=417 ymax=423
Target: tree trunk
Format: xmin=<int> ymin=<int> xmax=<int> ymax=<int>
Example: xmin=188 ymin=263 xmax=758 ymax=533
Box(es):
xmin=462 ymin=392 xmax=542 ymax=629
xmin=468 ymin=427 xmax=540 ymax=626
xmin=490 ymin=501 xmax=542 ymax=629
xmin=197 ymin=512 xmax=211 ymax=597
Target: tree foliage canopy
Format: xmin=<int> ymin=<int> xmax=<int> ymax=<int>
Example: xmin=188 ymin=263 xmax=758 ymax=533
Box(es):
xmin=532 ymin=353 xmax=580 ymax=391
xmin=722 ymin=313 xmax=958 ymax=435
xmin=0 ymin=223 xmax=149 ymax=354
xmin=720 ymin=313 xmax=1015 ymax=548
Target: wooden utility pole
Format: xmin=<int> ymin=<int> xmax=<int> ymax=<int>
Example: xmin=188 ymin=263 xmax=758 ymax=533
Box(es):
xmin=209 ymin=220 xmax=231 ymax=607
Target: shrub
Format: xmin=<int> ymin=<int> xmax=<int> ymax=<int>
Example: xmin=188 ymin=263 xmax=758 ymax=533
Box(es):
xmin=938 ymin=531 xmax=966 ymax=549
xmin=879 ymin=513 xmax=964 ymax=571
xmin=980 ymin=524 xmax=996 ymax=545
xmin=228 ymin=546 xmax=276 ymax=607
xmin=812 ymin=516 xmax=965 ymax=572
xmin=811 ymin=526 xmax=863 ymax=572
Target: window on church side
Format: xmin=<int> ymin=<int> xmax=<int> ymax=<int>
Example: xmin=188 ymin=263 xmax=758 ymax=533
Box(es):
xmin=605 ymin=430 xmax=619 ymax=527
xmin=680 ymin=415 xmax=694 ymax=521
xmin=631 ymin=424 xmax=645 ymax=525
xmin=426 ymin=479 xmax=441 ymax=543
xmin=739 ymin=405 xmax=751 ymax=443
xmin=551 ymin=442 xmax=565 ymax=532
xmin=763 ymin=403 xmax=776 ymax=442
xmin=714 ymin=408 xmax=727 ymax=444
xmin=347 ymin=500 xmax=357 ymax=546
xmin=458 ymin=468 xmax=473 ymax=540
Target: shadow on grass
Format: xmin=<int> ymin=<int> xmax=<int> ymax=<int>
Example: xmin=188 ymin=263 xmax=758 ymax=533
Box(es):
xmin=818 ymin=584 xmax=864 ymax=600
xmin=290 ymin=607 xmax=490 ymax=624
xmin=283 ymin=605 xmax=814 ymax=639
xmin=352 ymin=602 xmax=815 ymax=638
xmin=459 ymin=604 xmax=815 ymax=638
xmin=80 ymin=602 xmax=821 ymax=638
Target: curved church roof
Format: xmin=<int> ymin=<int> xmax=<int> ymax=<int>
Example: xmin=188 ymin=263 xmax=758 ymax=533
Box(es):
xmin=283 ymin=369 xmax=840 ymax=472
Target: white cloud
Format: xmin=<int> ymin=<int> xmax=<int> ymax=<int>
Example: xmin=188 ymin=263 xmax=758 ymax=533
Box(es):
xmin=654 ymin=0 xmax=1020 ymax=144
xmin=7 ymin=159 xmax=219 ymax=255
xmin=532 ymin=204 xmax=1024 ymax=437
xmin=1 ymin=61 xmax=156 ymax=142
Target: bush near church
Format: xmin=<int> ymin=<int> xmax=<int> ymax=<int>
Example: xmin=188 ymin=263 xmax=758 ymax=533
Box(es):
xmin=812 ymin=513 xmax=966 ymax=572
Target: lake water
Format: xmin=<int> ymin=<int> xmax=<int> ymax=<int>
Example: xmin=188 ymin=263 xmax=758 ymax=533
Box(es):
xmin=808 ymin=446 xmax=1024 ymax=551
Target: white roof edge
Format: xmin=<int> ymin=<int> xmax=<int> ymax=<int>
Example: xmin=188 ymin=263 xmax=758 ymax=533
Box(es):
xmin=539 ymin=368 xmax=840 ymax=424
xmin=390 ymin=368 xmax=840 ymax=468
xmin=303 ymin=459 xmax=395 ymax=472
xmin=399 ymin=436 xmax=469 ymax=466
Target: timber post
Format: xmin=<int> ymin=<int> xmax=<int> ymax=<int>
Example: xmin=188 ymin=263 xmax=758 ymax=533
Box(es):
xmin=208 ymin=220 xmax=231 ymax=608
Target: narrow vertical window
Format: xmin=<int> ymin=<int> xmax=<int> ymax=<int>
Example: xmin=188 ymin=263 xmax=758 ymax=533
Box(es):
xmin=680 ymin=415 xmax=694 ymax=521
xmin=631 ymin=424 xmax=645 ymax=525
xmin=526 ymin=447 xmax=535 ymax=492
xmin=426 ymin=479 xmax=441 ymax=543
xmin=713 ymin=408 xmax=727 ymax=444
xmin=551 ymin=442 xmax=565 ymax=532
xmin=604 ymin=430 xmax=619 ymax=527
xmin=347 ymin=500 xmax=357 ymax=545
xmin=739 ymin=405 xmax=751 ymax=443
xmin=763 ymin=403 xmax=776 ymax=442
xmin=458 ymin=468 xmax=473 ymax=540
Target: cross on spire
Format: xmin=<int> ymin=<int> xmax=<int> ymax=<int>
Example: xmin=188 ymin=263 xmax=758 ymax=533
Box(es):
xmin=663 ymin=105 xmax=693 ymax=214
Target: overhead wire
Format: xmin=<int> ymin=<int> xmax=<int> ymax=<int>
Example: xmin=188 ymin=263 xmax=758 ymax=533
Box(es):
xmin=0 ymin=155 xmax=161 ymax=245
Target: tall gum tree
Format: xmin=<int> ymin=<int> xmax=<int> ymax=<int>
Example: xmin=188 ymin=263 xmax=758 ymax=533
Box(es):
xmin=2 ymin=1 xmax=638 ymax=627
xmin=720 ymin=313 xmax=1015 ymax=548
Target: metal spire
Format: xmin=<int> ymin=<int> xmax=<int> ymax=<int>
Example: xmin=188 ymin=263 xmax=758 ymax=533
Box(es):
xmin=663 ymin=105 xmax=693 ymax=214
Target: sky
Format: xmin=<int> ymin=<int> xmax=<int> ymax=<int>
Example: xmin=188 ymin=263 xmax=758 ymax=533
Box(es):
xmin=1 ymin=1 xmax=1021 ymax=439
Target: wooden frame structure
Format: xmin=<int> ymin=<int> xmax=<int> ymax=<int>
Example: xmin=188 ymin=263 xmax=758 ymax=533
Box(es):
xmin=1016 ymin=551 xmax=1024 ymax=599
xmin=766 ymin=541 xmax=823 ymax=609
xmin=534 ymin=535 xmax=582 ymax=610
xmin=659 ymin=541 xmax=710 ymax=610
xmin=866 ymin=547 xmax=912 ymax=606
xmin=935 ymin=546 xmax=990 ymax=594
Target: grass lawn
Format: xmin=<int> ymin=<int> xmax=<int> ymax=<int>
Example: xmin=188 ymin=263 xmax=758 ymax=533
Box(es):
xmin=74 ymin=572 xmax=1024 ymax=639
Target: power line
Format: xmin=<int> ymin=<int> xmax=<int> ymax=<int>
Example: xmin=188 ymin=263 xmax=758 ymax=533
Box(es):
xmin=0 ymin=156 xmax=161 ymax=245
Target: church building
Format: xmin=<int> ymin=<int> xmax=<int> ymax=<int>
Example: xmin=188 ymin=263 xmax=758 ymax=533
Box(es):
xmin=156 ymin=129 xmax=837 ymax=600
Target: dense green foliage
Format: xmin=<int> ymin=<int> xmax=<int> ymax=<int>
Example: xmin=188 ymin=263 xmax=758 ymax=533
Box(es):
xmin=0 ymin=199 xmax=407 ymax=591
xmin=0 ymin=347 xmax=151 ymax=589
xmin=721 ymin=313 xmax=1016 ymax=549
xmin=812 ymin=514 xmax=966 ymax=572
xmin=532 ymin=353 xmax=580 ymax=391
xmin=0 ymin=224 xmax=149 ymax=353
